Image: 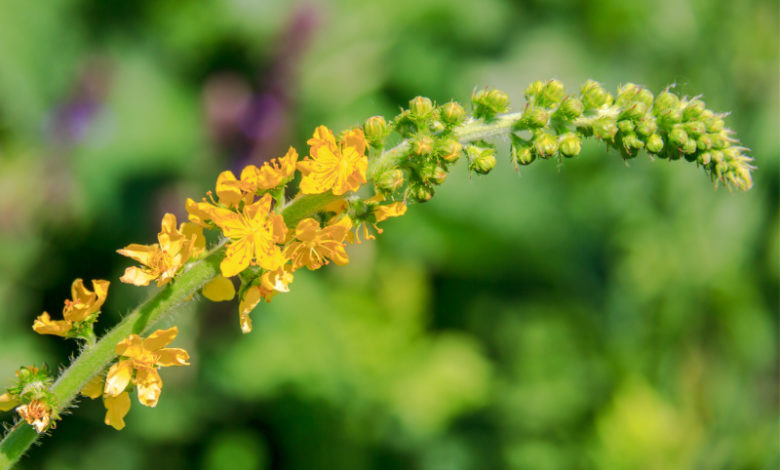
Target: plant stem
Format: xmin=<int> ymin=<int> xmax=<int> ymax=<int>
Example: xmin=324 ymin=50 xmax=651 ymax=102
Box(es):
xmin=0 ymin=112 xmax=522 ymax=469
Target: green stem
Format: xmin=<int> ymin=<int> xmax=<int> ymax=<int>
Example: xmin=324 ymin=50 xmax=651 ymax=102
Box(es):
xmin=0 ymin=112 xmax=522 ymax=469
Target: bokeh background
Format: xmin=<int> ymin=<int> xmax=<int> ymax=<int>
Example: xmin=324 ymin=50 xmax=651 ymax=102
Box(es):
xmin=0 ymin=0 xmax=777 ymax=469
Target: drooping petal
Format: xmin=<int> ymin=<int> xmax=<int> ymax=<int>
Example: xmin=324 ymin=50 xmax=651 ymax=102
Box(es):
xmin=155 ymin=348 xmax=190 ymax=367
xmin=216 ymin=171 xmax=243 ymax=207
xmin=202 ymin=275 xmax=236 ymax=302
xmin=119 ymin=267 xmax=158 ymax=287
xmin=374 ymin=202 xmax=407 ymax=222
xmin=103 ymin=391 xmax=131 ymax=430
xmin=142 ymin=327 xmax=178 ymax=352
xmin=238 ymin=287 xmax=262 ymax=334
xmin=32 ymin=312 xmax=72 ymax=337
xmin=0 ymin=393 xmax=18 ymax=412
xmin=81 ymin=375 xmax=105 ymax=399
xmin=104 ymin=360 xmax=133 ymax=397
xmin=134 ymin=368 xmax=163 ymax=407
xmin=117 ymin=243 xmax=159 ymax=267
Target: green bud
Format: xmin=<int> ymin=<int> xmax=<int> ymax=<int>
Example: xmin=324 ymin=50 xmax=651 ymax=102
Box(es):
xmin=472 ymin=88 xmax=510 ymax=120
xmin=593 ymin=119 xmax=618 ymax=140
xmin=559 ymin=133 xmax=582 ymax=158
xmin=682 ymin=99 xmax=706 ymax=120
xmin=696 ymin=135 xmax=712 ymax=150
xmin=513 ymin=143 xmax=535 ymax=165
xmin=440 ymin=101 xmax=466 ymax=127
xmin=521 ymin=106 xmax=550 ymax=128
xmin=412 ymin=134 xmax=435 ymax=155
xmin=709 ymin=132 xmax=729 ymax=150
xmin=533 ymin=131 xmax=559 ymax=158
xmin=617 ymin=83 xmax=642 ymax=105
xmin=538 ymin=79 xmax=566 ymax=107
xmin=554 ymin=97 xmax=584 ymax=120
xmin=636 ymin=88 xmax=654 ymax=108
xmin=635 ymin=116 xmax=657 ymax=136
xmin=431 ymin=166 xmax=448 ymax=185
xmin=363 ymin=116 xmax=387 ymax=146
xmin=525 ymin=80 xmax=545 ymax=101
xmin=698 ymin=152 xmax=712 ymax=165
xmin=375 ymin=169 xmax=404 ymax=193
xmin=684 ymin=121 xmax=706 ymax=137
xmin=617 ymin=119 xmax=635 ymax=134
xmin=466 ymin=145 xmax=497 ymax=174
xmin=620 ymin=101 xmax=647 ymax=120
xmin=581 ymin=80 xmax=613 ymax=109
xmin=437 ymin=138 xmax=463 ymax=163
xmin=707 ymin=118 xmax=725 ymax=133
xmin=622 ymin=133 xmax=644 ymax=155
xmin=654 ymin=91 xmax=681 ymax=114
xmin=682 ymin=138 xmax=698 ymax=156
xmin=658 ymin=108 xmax=683 ymax=126
xmin=669 ymin=126 xmax=688 ymax=147
xmin=646 ymin=134 xmax=664 ymax=153
xmin=409 ymin=96 xmax=434 ymax=120
xmin=409 ymin=183 xmax=434 ymax=203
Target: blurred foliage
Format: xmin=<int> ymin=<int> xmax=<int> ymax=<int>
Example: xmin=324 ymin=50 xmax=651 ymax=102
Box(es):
xmin=0 ymin=0 xmax=777 ymax=468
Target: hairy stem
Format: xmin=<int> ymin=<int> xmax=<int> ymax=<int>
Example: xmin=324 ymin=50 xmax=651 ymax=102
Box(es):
xmin=0 ymin=112 xmax=521 ymax=469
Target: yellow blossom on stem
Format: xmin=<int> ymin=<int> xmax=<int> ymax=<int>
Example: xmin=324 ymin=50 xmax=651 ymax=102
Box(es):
xmin=16 ymin=400 xmax=53 ymax=433
xmin=285 ymin=216 xmax=352 ymax=270
xmin=374 ymin=202 xmax=407 ymax=223
xmin=80 ymin=375 xmax=104 ymax=400
xmin=241 ymin=147 xmax=299 ymax=191
xmin=117 ymin=213 xmax=202 ymax=287
xmin=80 ymin=375 xmax=131 ymax=430
xmin=215 ymin=171 xmax=246 ymax=208
xmin=104 ymin=327 xmax=190 ymax=408
xmin=210 ymin=193 xmax=288 ymax=278
xmin=298 ymin=126 xmax=368 ymax=195
xmin=32 ymin=279 xmax=110 ymax=338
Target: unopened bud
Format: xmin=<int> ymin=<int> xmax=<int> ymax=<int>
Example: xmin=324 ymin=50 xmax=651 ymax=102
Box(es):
xmin=554 ymin=97 xmax=584 ymax=120
xmin=364 ymin=116 xmax=387 ymax=146
xmin=620 ymin=101 xmax=647 ymax=120
xmin=682 ymin=139 xmax=698 ymax=158
xmin=635 ymin=117 xmax=657 ymax=136
xmin=440 ymin=101 xmax=466 ymax=127
xmin=466 ymin=145 xmax=497 ymax=174
xmin=593 ymin=119 xmax=618 ymax=140
xmin=431 ymin=166 xmax=448 ymax=185
xmin=669 ymin=126 xmax=688 ymax=147
xmin=684 ymin=121 xmax=706 ymax=137
xmin=696 ymin=135 xmax=712 ymax=151
xmin=617 ymin=120 xmax=635 ymax=134
xmin=707 ymin=118 xmax=725 ymax=133
xmin=533 ymin=132 xmax=558 ymax=158
xmin=412 ymin=134 xmax=435 ymax=155
xmin=521 ymin=106 xmax=550 ymax=128
xmin=438 ymin=138 xmax=462 ymax=163
xmin=376 ymin=169 xmax=404 ymax=193
xmin=525 ymin=80 xmax=545 ymax=101
xmin=409 ymin=183 xmax=434 ymax=203
xmin=698 ymin=152 xmax=712 ymax=165
xmin=646 ymin=134 xmax=664 ymax=153
xmin=617 ymin=83 xmax=641 ymax=105
xmin=512 ymin=141 xmax=535 ymax=165
xmin=622 ymin=133 xmax=644 ymax=152
xmin=581 ymin=80 xmax=613 ymax=109
xmin=654 ymin=91 xmax=680 ymax=114
xmin=559 ymin=133 xmax=582 ymax=158
xmin=409 ymin=96 xmax=434 ymax=121
xmin=472 ymin=88 xmax=510 ymax=120
xmin=682 ymin=99 xmax=706 ymax=120
xmin=538 ymin=80 xmax=566 ymax=107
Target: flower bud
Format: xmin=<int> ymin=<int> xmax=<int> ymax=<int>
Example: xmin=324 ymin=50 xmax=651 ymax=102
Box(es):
xmin=669 ymin=126 xmax=688 ymax=147
xmin=706 ymin=118 xmax=725 ymax=133
xmin=375 ymin=169 xmax=404 ymax=193
xmin=581 ymin=80 xmax=613 ymax=109
xmin=437 ymin=138 xmax=462 ymax=163
xmin=635 ymin=116 xmax=657 ymax=136
xmin=682 ymin=139 xmax=698 ymax=158
xmin=409 ymin=96 xmax=434 ymax=121
xmin=512 ymin=142 xmax=536 ymax=165
xmin=696 ymin=135 xmax=712 ymax=151
xmin=521 ymin=106 xmax=550 ymax=128
xmin=431 ymin=166 xmax=448 ymax=185
xmin=466 ymin=145 xmax=497 ymax=174
xmin=593 ymin=118 xmax=618 ymax=140
xmin=439 ymin=101 xmax=466 ymax=127
xmin=636 ymin=89 xmax=654 ymax=108
xmin=709 ymin=132 xmax=729 ymax=149
xmin=658 ymin=108 xmax=683 ymax=126
xmin=698 ymin=152 xmax=712 ymax=165
xmin=646 ymin=134 xmax=664 ymax=153
xmin=412 ymin=134 xmax=435 ymax=156
xmin=538 ymin=80 xmax=566 ymax=107
xmin=364 ymin=116 xmax=387 ymax=147
xmin=472 ymin=88 xmax=510 ymax=120
xmin=554 ymin=97 xmax=583 ymax=120
xmin=622 ymin=133 xmax=644 ymax=153
xmin=409 ymin=183 xmax=434 ymax=203
xmin=682 ymin=99 xmax=706 ymax=120
xmin=533 ymin=132 xmax=558 ymax=158
xmin=525 ymin=80 xmax=544 ymax=101
xmin=684 ymin=121 xmax=706 ymax=137
xmin=617 ymin=119 xmax=635 ymax=134
xmin=617 ymin=83 xmax=642 ymax=106
xmin=559 ymin=133 xmax=582 ymax=158
xmin=654 ymin=91 xmax=680 ymax=114
xmin=620 ymin=101 xmax=647 ymax=120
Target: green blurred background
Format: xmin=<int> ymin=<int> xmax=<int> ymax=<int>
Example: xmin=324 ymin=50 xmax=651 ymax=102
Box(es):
xmin=0 ymin=0 xmax=777 ymax=468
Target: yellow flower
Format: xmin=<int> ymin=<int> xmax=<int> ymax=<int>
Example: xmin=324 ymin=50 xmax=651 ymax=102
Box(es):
xmin=210 ymin=193 xmax=288 ymax=278
xmin=118 ymin=213 xmax=202 ymax=287
xmin=298 ymin=126 xmax=368 ymax=195
xmin=374 ymin=202 xmax=407 ymax=223
xmin=0 ymin=393 xmax=18 ymax=412
xmin=285 ymin=216 xmax=352 ymax=270
xmin=33 ymin=279 xmax=110 ymax=337
xmin=80 ymin=375 xmax=131 ymax=430
xmin=16 ymin=399 xmax=52 ymax=433
xmin=104 ymin=327 xmax=190 ymax=408
xmin=234 ymin=267 xmax=293 ymax=334
xmin=202 ymin=275 xmax=236 ymax=302
xmin=241 ymin=147 xmax=299 ymax=191
xmin=185 ymin=197 xmax=218 ymax=227
xmin=237 ymin=287 xmax=261 ymax=334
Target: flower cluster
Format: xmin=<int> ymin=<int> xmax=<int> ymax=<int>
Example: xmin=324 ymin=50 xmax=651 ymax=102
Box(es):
xmin=32 ymin=278 xmax=109 ymax=340
xmin=0 ymin=366 xmax=56 ymax=433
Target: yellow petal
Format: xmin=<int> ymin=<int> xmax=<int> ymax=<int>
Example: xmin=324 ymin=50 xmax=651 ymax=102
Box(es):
xmin=202 ymin=275 xmax=236 ymax=302
xmin=210 ymin=207 xmax=249 ymax=239
xmin=0 ymin=393 xmax=18 ymax=412
xmin=118 ymin=266 xmax=158 ymax=286
xmin=115 ymin=334 xmax=144 ymax=357
xmin=160 ymin=213 xmax=178 ymax=235
xmin=295 ymin=218 xmax=321 ymax=242
xmin=186 ymin=198 xmax=216 ymax=226
xmin=117 ymin=243 xmax=159 ymax=267
xmin=341 ymin=128 xmax=367 ymax=156
xmin=238 ymin=287 xmax=262 ymax=334
xmin=134 ymin=368 xmax=163 ymax=407
xmin=104 ymin=360 xmax=133 ymax=397
xmin=104 ymin=391 xmax=131 ymax=430
xmin=221 ymin=237 xmax=253 ymax=278
xmin=181 ymin=222 xmax=206 ymax=257
xmin=216 ymin=171 xmax=243 ymax=207
xmin=81 ymin=375 xmax=105 ymax=399
xmin=32 ymin=312 xmax=72 ymax=337
xmin=155 ymin=348 xmax=190 ymax=367
xmin=374 ymin=202 xmax=407 ymax=223
xmin=143 ymin=327 xmax=178 ymax=352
